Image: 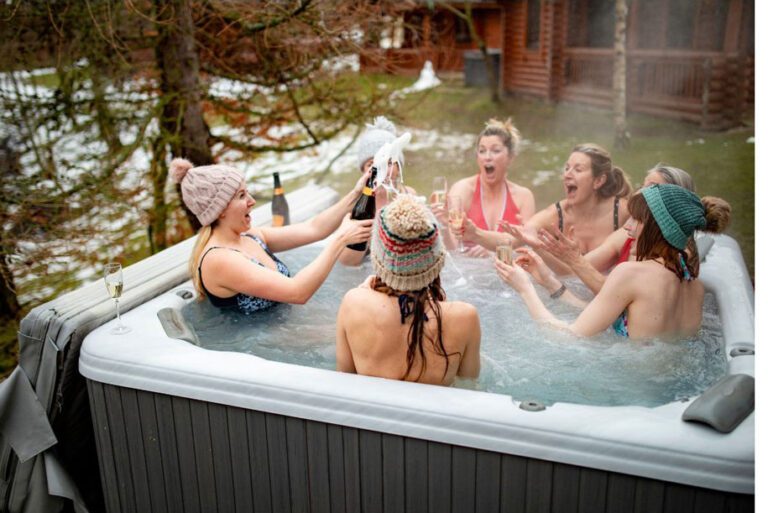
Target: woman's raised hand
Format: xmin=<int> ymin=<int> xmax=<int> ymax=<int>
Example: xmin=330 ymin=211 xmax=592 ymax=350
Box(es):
xmin=495 ymin=257 xmax=533 ymax=293
xmin=459 ymin=216 xmax=480 ymax=242
xmin=514 ymin=247 xmax=557 ymax=289
xmin=353 ymin=168 xmax=373 ymax=196
xmin=538 ymin=224 xmax=579 ymax=264
xmin=430 ymin=199 xmax=448 ymax=226
xmin=498 ymin=221 xmax=541 ymax=248
xmin=338 ymin=214 xmax=373 ymax=246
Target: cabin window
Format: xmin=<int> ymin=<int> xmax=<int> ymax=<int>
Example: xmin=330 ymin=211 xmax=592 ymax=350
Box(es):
xmin=636 ymin=0 xmax=729 ymax=51
xmin=403 ymin=12 xmax=423 ymax=48
xmin=566 ymin=0 xmax=615 ymax=48
xmin=455 ymin=15 xmax=471 ymax=43
xmin=431 ymin=11 xmax=451 ymax=45
xmin=526 ymin=0 xmax=541 ymax=49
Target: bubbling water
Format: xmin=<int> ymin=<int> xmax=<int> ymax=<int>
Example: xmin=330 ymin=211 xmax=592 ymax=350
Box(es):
xmin=183 ymin=244 xmax=726 ymax=407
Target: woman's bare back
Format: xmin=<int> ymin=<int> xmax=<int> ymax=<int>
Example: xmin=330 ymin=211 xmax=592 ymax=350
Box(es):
xmin=336 ymin=287 xmax=481 ymax=385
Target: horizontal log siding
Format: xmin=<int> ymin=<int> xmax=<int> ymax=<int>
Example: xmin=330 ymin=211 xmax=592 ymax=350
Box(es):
xmin=556 ymin=49 xmax=754 ymax=126
xmin=501 ymin=0 xmax=552 ymax=97
xmin=87 ymin=380 xmax=754 ymax=513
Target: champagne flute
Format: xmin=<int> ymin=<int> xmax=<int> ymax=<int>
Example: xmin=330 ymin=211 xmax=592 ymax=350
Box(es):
xmin=431 ymin=176 xmax=447 ymax=207
xmin=496 ymin=244 xmax=514 ymax=297
xmin=446 ymin=194 xmax=466 ymax=253
xmin=104 ymin=263 xmax=131 ymax=335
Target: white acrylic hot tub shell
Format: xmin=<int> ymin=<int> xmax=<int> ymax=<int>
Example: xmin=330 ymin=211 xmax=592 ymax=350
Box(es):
xmin=79 ymin=234 xmax=754 ymax=494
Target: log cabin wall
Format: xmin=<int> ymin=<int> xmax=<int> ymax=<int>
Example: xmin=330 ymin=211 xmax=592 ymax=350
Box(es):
xmin=360 ymin=0 xmax=752 ymax=129
xmin=500 ymin=0 xmax=753 ymax=128
xmin=500 ymin=0 xmax=558 ymax=97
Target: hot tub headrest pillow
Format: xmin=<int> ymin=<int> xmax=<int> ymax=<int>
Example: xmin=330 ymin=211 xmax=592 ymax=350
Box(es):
xmin=682 ymin=373 xmax=754 ymax=433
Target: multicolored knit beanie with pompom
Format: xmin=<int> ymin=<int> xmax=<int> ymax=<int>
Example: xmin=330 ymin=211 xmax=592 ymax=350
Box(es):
xmin=370 ymin=194 xmax=445 ymax=291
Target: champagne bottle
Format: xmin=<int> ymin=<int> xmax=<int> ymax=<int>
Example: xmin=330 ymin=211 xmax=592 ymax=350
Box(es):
xmin=271 ymin=172 xmax=290 ymax=226
xmin=346 ymin=169 xmax=377 ymax=251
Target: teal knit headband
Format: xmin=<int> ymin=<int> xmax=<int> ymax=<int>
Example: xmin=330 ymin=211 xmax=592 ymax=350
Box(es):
xmin=641 ymin=184 xmax=706 ymax=250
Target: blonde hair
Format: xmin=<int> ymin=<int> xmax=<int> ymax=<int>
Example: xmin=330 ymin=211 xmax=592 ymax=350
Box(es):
xmin=477 ymin=118 xmax=522 ymax=156
xmin=190 ymin=225 xmax=213 ymax=300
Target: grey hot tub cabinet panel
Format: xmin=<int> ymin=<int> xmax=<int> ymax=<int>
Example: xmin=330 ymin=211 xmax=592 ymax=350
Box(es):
xmin=86 ymin=381 xmax=754 ymax=513
xmin=0 ymin=184 xmax=339 ymax=513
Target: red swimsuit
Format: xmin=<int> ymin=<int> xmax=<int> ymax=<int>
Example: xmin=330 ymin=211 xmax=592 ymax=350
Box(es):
xmin=617 ymin=237 xmax=634 ymax=264
xmin=466 ymin=175 xmax=521 ymax=231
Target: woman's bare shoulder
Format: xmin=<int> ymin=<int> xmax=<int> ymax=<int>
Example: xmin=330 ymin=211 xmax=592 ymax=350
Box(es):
xmin=508 ymin=180 xmax=533 ymax=195
xmin=342 ymin=285 xmax=375 ymax=302
xmin=441 ymin=300 xmax=479 ymax=320
xmin=526 ymin=203 xmax=558 ymax=227
xmin=605 ymin=260 xmax=661 ymax=289
xmin=449 ymin=176 xmax=476 ymax=195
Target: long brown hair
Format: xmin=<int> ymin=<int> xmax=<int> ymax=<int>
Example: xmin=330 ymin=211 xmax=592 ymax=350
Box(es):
xmin=371 ymin=275 xmax=459 ymax=381
xmin=628 ymin=194 xmax=731 ymax=281
xmin=572 ymin=143 xmax=632 ymax=199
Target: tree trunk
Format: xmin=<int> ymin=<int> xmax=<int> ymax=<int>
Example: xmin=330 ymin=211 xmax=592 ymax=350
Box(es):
xmin=613 ymin=0 xmax=629 ymax=149
xmin=0 ymin=253 xmax=20 ymax=322
xmin=147 ymin=136 xmax=169 ymax=253
xmin=0 ymin=137 xmax=21 ymax=322
xmin=154 ymin=0 xmax=213 ymax=234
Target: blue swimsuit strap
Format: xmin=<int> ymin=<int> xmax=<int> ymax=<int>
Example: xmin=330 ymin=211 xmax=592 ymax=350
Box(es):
xmin=197 ymin=234 xmax=282 ymax=293
xmin=243 ymin=233 xmax=280 ymax=263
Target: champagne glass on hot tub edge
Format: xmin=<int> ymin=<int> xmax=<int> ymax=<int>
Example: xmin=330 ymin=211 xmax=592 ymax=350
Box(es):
xmin=104 ymin=262 xmax=131 ymax=335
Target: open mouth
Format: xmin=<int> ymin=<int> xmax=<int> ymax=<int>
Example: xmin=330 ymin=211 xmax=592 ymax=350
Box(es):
xmin=565 ymin=184 xmax=578 ymax=197
xmin=484 ymin=164 xmax=495 ymax=174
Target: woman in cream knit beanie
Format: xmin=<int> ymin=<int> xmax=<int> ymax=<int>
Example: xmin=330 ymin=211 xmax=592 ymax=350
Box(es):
xmin=336 ymin=195 xmax=481 ymax=386
xmin=497 ymin=184 xmax=731 ymax=340
xmin=170 ymin=158 xmax=374 ymax=314
xmin=340 ymin=116 xmax=416 ymax=267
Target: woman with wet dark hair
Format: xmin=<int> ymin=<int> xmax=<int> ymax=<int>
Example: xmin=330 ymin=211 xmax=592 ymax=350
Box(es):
xmin=337 ymin=195 xmax=480 ymax=384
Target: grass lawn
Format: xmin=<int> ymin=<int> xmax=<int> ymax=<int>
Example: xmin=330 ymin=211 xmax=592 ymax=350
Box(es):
xmin=327 ymin=76 xmax=754 ymax=280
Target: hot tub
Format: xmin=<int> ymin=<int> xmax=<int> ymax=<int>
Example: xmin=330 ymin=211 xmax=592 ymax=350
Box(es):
xmin=79 ymin=204 xmax=754 ymax=513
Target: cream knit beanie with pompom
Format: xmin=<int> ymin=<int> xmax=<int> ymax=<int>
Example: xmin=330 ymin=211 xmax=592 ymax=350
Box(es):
xmin=356 ymin=116 xmax=404 ymax=171
xmin=170 ymin=158 xmax=244 ymax=226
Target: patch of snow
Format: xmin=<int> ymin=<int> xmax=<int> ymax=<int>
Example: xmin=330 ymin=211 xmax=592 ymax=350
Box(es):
xmin=532 ymin=170 xmax=557 ymax=187
xmin=393 ymin=61 xmax=441 ymax=98
xmin=322 ymin=54 xmax=360 ymax=73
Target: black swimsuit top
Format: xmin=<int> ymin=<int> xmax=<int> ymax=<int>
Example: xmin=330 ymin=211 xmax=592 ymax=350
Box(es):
xmin=198 ymin=233 xmax=291 ymax=314
xmin=555 ymin=197 xmax=620 ymax=232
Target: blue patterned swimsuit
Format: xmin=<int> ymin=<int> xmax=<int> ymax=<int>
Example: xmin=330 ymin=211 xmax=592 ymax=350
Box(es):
xmin=198 ymin=233 xmax=291 ymax=314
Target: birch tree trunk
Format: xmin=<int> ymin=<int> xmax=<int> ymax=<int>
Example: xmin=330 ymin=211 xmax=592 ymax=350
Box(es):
xmin=613 ymin=0 xmax=630 ymax=149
